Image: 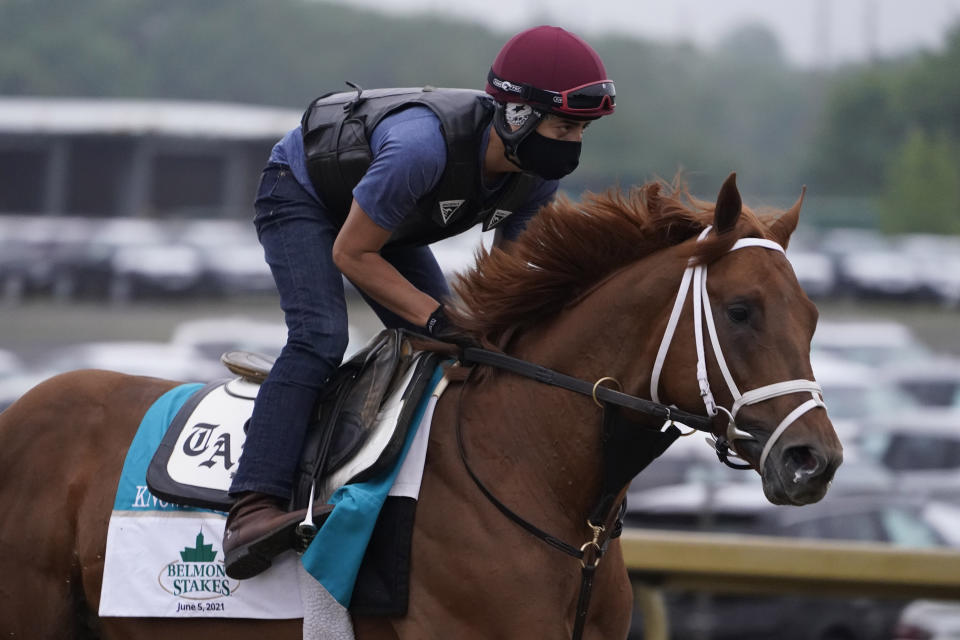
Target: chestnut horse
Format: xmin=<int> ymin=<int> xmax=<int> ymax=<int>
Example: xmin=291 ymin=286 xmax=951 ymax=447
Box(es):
xmin=0 ymin=174 xmax=841 ymax=639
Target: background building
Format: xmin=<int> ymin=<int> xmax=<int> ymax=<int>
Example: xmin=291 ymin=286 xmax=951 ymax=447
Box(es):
xmin=0 ymin=97 xmax=298 ymax=218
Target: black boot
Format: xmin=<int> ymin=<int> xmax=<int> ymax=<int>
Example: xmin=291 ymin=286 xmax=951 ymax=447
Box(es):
xmin=223 ymin=492 xmax=333 ymax=580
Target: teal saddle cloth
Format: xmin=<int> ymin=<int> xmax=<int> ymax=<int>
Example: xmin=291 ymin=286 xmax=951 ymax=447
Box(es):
xmin=122 ymin=364 xmax=445 ymax=615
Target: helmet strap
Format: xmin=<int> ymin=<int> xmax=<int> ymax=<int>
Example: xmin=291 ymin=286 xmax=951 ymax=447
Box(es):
xmin=492 ymin=101 xmax=544 ymax=167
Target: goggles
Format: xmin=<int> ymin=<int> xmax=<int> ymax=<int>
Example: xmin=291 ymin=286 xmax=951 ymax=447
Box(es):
xmin=488 ymin=69 xmax=615 ymax=112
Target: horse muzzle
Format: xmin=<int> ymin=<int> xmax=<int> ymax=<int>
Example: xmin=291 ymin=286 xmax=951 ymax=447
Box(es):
xmin=759 ymin=439 xmax=842 ymax=505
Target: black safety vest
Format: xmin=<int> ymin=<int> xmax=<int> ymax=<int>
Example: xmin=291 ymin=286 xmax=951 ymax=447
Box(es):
xmin=301 ymin=86 xmax=538 ymax=247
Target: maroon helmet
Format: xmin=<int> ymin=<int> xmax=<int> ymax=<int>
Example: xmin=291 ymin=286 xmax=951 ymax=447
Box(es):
xmin=485 ymin=25 xmax=615 ymax=119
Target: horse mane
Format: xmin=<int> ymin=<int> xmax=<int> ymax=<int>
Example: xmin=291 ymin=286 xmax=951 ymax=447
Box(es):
xmin=446 ymin=176 xmax=775 ymax=347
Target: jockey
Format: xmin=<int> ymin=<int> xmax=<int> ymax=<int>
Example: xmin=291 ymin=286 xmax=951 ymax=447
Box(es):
xmin=223 ymin=24 xmax=616 ymax=579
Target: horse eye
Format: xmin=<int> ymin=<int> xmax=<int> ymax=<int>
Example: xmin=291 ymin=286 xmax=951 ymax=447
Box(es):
xmin=727 ymin=303 xmax=751 ymax=324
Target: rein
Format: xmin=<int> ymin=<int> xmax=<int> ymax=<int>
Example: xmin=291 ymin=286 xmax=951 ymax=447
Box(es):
xmin=461 ymin=347 xmax=714 ymax=432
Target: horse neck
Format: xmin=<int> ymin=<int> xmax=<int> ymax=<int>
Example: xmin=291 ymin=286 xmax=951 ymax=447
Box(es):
xmin=462 ymin=247 xmax=688 ymax=532
xmin=512 ymin=243 xmax=690 ymax=410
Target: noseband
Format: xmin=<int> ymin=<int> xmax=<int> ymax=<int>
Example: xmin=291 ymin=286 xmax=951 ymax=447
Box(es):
xmin=649 ymin=227 xmax=827 ymax=470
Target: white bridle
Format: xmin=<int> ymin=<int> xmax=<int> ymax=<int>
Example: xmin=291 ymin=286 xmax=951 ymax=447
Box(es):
xmin=649 ymin=227 xmax=827 ymax=470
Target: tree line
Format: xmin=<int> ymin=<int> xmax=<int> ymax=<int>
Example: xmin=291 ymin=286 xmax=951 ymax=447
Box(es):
xmin=0 ymin=0 xmax=957 ymax=233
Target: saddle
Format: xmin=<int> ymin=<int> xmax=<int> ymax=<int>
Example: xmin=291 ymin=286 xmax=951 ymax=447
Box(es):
xmin=146 ymin=329 xmax=441 ymax=512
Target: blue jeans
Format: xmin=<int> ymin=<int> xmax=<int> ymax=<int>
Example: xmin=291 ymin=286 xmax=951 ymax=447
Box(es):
xmin=230 ymin=164 xmax=449 ymax=499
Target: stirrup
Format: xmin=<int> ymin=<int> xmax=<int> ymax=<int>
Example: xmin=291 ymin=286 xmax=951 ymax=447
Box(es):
xmin=294 ymin=482 xmax=321 ymax=553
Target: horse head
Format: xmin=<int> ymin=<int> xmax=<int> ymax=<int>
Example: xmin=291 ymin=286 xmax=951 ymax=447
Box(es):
xmin=648 ymin=173 xmax=842 ymax=505
xmin=449 ymin=172 xmax=842 ymax=511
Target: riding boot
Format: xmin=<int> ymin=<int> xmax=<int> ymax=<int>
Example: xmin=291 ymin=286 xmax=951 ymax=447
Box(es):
xmin=223 ymin=491 xmax=333 ymax=580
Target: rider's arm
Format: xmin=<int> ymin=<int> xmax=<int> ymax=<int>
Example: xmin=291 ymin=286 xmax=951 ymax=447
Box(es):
xmin=332 ymin=107 xmax=446 ymax=327
xmin=333 ymin=200 xmax=439 ymax=327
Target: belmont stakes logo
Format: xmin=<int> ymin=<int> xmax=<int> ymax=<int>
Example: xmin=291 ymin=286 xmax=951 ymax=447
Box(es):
xmin=158 ymin=528 xmax=240 ymax=606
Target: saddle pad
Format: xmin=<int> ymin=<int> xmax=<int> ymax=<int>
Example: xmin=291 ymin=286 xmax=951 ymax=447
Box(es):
xmin=99 ymin=383 xmax=304 ymax=619
xmin=302 ymin=364 xmax=446 ymax=609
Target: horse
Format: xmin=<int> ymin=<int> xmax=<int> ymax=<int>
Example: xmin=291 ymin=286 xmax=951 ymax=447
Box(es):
xmin=0 ymin=173 xmax=842 ymax=639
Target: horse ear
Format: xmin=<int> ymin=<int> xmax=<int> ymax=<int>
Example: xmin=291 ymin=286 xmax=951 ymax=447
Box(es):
xmin=714 ymin=172 xmax=741 ymax=234
xmin=769 ymin=186 xmax=806 ymax=249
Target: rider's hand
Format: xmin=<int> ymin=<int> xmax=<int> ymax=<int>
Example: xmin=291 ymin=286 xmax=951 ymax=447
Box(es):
xmin=425 ymin=306 xmax=481 ymax=351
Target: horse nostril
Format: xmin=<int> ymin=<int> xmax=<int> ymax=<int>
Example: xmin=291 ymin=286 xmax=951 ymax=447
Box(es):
xmin=784 ymin=445 xmax=822 ymax=478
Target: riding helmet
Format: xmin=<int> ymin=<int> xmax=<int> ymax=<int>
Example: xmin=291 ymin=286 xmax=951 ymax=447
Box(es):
xmin=485 ymin=25 xmax=615 ymax=120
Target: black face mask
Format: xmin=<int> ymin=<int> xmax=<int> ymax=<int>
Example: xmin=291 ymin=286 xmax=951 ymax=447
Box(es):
xmin=514 ymin=131 xmax=582 ymax=180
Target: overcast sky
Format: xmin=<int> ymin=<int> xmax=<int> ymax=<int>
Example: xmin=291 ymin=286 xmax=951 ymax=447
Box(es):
xmin=330 ymin=0 xmax=960 ymax=67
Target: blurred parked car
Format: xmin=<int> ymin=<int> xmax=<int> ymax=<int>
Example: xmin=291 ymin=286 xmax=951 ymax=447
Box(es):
xmin=37 ymin=340 xmax=223 ymax=382
xmin=0 ymin=215 xmax=98 ymax=301
xmin=787 ymin=249 xmax=836 ymax=298
xmin=856 ymin=409 xmax=960 ymax=502
xmin=198 ymin=243 xmax=277 ymax=296
xmin=109 ymin=243 xmax=204 ymax=302
xmin=838 ymin=250 xmax=927 ymax=300
xmin=170 ymin=316 xmax=367 ymax=364
xmin=819 ymin=227 xmax=892 ymax=258
xmin=48 ymin=217 xmax=173 ymax=300
xmin=818 ymin=226 xmax=928 ymax=301
xmin=895 ymin=600 xmax=960 ymax=640
xmin=812 ymin=320 xmax=931 ymax=368
xmin=174 ymin=218 xmax=252 ymax=250
xmin=168 ymin=218 xmax=278 ymax=297
xmin=170 ymin=316 xmax=288 ymax=362
xmin=897 ymin=233 xmax=960 ymax=308
xmin=626 ymin=489 xmax=958 ymax=640
xmin=883 ymin=357 xmax=960 ymax=409
xmin=0 ymin=242 xmax=51 ymax=304
xmin=626 ymin=487 xmax=956 ymax=548
xmin=811 ymin=352 xmax=921 ymax=440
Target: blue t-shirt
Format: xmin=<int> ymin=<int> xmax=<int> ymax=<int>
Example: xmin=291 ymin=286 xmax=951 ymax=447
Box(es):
xmin=268 ymin=106 xmax=557 ymax=242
